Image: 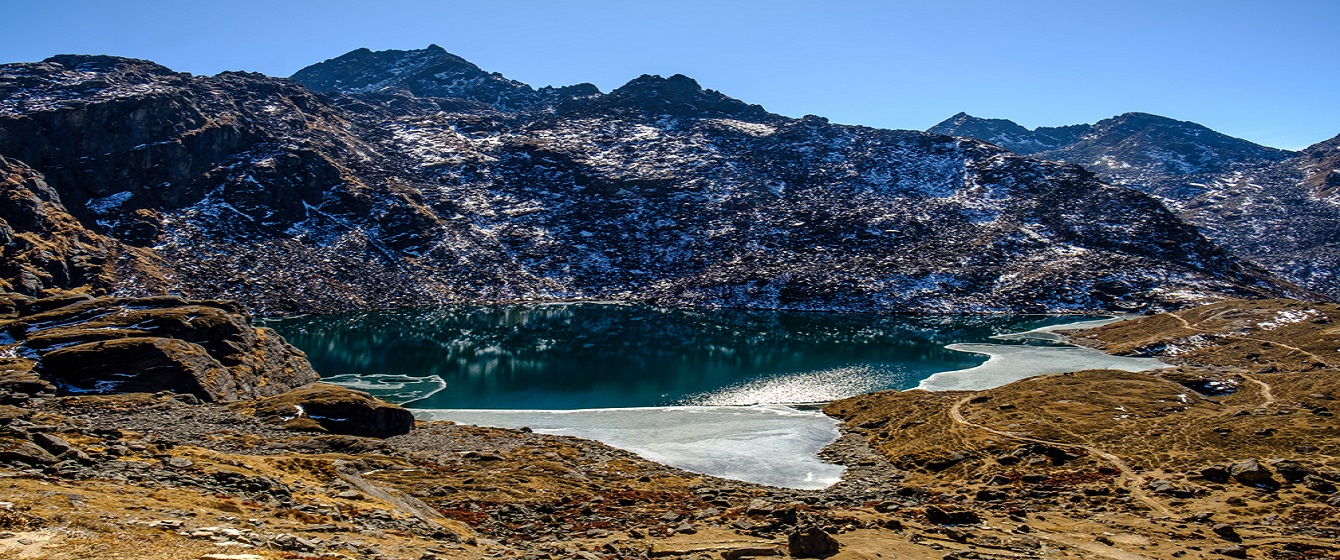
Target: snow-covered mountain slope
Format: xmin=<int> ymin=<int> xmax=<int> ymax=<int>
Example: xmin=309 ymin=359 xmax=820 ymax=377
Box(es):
xmin=0 ymin=50 xmax=1300 ymax=314
xmin=929 ymin=112 xmax=1295 ymax=197
xmin=1176 ymin=134 xmax=1340 ymax=298
xmin=929 ymin=112 xmax=1339 ymax=298
xmin=1033 ymin=113 xmax=1296 ymax=200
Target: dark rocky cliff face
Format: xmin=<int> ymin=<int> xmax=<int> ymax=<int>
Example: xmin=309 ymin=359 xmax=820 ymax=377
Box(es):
xmin=0 ymin=50 xmax=1303 ymax=315
xmin=0 ymin=155 xmax=166 ymax=296
xmin=928 ymin=112 xmax=1338 ymax=299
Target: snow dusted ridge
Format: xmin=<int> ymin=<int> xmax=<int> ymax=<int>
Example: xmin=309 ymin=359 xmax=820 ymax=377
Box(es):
xmin=289 ymin=44 xmax=600 ymax=112
xmin=930 ymin=112 xmax=1340 ymax=300
xmin=0 ymin=49 xmax=1300 ymax=315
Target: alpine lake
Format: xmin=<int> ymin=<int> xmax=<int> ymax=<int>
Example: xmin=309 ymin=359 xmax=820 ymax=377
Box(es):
xmin=266 ymin=303 xmax=1166 ymax=489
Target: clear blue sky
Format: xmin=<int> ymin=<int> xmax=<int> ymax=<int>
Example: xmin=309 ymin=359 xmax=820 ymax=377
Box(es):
xmin=4 ymin=0 xmax=1337 ymax=150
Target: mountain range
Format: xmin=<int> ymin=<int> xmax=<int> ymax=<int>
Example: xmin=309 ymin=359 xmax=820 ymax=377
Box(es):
xmin=929 ymin=112 xmax=1340 ymax=298
xmin=0 ymin=46 xmax=1322 ymax=315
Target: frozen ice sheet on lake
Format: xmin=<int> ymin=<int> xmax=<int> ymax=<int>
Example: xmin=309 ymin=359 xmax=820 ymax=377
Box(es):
xmin=323 ymin=373 xmax=447 ymax=405
xmin=917 ymin=342 xmax=1169 ymax=392
xmin=415 ymin=405 xmax=845 ymax=490
xmin=989 ymin=317 xmax=1126 ymax=343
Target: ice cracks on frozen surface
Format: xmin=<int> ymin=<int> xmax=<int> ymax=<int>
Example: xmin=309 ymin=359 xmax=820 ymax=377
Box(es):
xmin=415 ymin=405 xmax=846 ymax=490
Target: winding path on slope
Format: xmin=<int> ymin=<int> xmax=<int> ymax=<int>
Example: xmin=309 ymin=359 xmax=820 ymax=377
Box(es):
xmin=1160 ymin=311 xmax=1295 ymax=411
xmin=948 ymin=395 xmax=1175 ymax=518
xmin=1245 ymin=377 xmax=1276 ymax=410
xmin=1161 ymin=312 xmax=1336 ymax=368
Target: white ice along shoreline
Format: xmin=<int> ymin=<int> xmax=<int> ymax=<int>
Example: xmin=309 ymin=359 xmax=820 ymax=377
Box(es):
xmin=415 ymin=405 xmax=846 ymax=490
xmin=368 ymin=316 xmax=1169 ymax=491
xmin=915 ymin=317 xmax=1169 ymax=392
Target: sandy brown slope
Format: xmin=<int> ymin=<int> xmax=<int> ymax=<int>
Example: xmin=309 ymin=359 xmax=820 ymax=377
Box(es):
xmin=824 ymin=298 xmax=1340 ymax=559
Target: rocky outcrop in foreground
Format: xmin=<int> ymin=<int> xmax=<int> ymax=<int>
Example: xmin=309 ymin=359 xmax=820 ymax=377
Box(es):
xmin=235 ymin=383 xmax=416 ymax=437
xmin=0 ymin=292 xmax=318 ymax=402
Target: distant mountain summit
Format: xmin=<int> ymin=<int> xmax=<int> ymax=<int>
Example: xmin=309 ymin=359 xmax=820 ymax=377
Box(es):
xmin=1039 ymin=112 xmax=1295 ymax=188
xmin=290 ymin=45 xmax=599 ymax=111
xmin=930 ymin=112 xmax=1293 ymax=182
xmin=566 ymin=73 xmax=775 ymax=121
xmin=928 ymin=112 xmax=1087 ymax=155
xmin=929 ymin=111 xmax=1340 ymax=299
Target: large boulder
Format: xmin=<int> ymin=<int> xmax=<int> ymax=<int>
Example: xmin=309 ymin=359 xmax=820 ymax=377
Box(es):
xmin=2 ymin=293 xmax=318 ymax=402
xmin=787 ymin=527 xmax=840 ymax=558
xmin=0 ymin=439 xmax=59 ymax=466
xmin=41 ymin=337 xmax=230 ymax=397
xmin=1229 ymin=458 xmax=1277 ymax=488
xmin=925 ymin=505 xmax=983 ymax=525
xmin=239 ymin=383 xmax=414 ymax=438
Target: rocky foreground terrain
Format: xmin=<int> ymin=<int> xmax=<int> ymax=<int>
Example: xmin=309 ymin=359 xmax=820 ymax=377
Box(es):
xmin=2 ymin=293 xmax=1338 ymax=559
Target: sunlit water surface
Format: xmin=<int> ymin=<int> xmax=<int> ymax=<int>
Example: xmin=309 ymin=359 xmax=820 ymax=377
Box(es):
xmin=268 ymin=305 xmax=1166 ymax=489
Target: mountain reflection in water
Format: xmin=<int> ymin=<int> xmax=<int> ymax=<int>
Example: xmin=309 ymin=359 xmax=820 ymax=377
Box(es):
xmin=268 ymin=303 xmax=1095 ymax=409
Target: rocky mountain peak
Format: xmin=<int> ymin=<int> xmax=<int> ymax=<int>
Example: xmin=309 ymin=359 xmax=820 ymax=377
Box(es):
xmin=614 ymin=73 xmax=705 ymax=97
xmin=1085 ymin=112 xmax=1215 ymax=140
xmin=927 ymin=113 xmax=1087 ymax=155
xmin=290 ymin=45 xmax=595 ymax=112
xmin=1299 ymin=133 xmax=1340 ymax=195
xmin=585 ymin=73 xmax=773 ymax=121
xmin=1049 ymin=112 xmax=1296 ymax=178
xmin=37 ymin=54 xmax=177 ymax=77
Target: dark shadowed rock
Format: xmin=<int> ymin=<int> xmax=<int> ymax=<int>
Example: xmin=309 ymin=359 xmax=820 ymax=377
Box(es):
xmin=1271 ymin=460 xmax=1315 ymax=482
xmin=0 ymin=439 xmax=59 ymax=465
xmin=925 ymin=505 xmax=982 ymax=525
xmin=5 ymin=294 xmax=318 ymax=402
xmin=787 ymin=526 xmax=840 ymax=558
xmin=1304 ymin=475 xmax=1336 ymax=494
xmin=1212 ymin=523 xmax=1241 ymax=542
xmin=1200 ymin=465 xmax=1230 ymax=483
xmin=42 ymin=337 xmax=231 ymax=398
xmin=240 ymin=383 xmax=414 ymax=438
xmin=30 ymin=432 xmax=74 ymax=456
xmin=0 ymin=360 xmax=55 ymax=396
xmin=1229 ymin=458 xmax=1277 ymax=487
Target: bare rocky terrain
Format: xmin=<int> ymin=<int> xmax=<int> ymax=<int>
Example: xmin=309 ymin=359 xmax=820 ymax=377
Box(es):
xmin=930 ymin=112 xmax=1340 ymax=300
xmin=0 ymin=49 xmax=1302 ymax=316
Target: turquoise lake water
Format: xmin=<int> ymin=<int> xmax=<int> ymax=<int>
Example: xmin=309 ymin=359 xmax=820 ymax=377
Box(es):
xmin=267 ymin=303 xmax=1102 ymax=410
